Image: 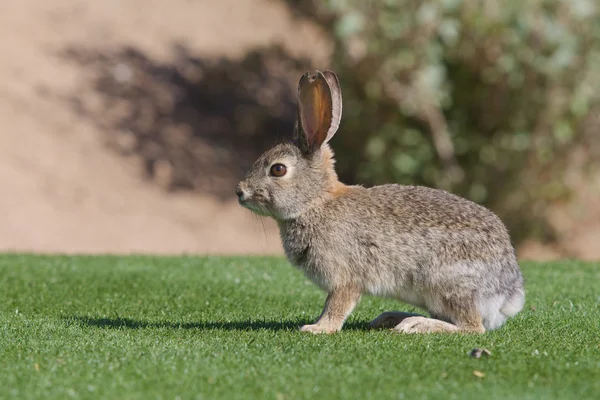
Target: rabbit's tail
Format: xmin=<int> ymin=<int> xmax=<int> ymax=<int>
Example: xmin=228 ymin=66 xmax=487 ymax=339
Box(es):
xmin=478 ymin=286 xmax=525 ymax=331
xmin=500 ymin=286 xmax=525 ymax=318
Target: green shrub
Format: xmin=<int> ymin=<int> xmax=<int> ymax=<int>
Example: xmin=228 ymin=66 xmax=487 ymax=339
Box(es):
xmin=300 ymin=0 xmax=600 ymax=242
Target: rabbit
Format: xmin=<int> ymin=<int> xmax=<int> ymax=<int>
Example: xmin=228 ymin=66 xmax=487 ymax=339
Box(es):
xmin=236 ymin=70 xmax=525 ymax=334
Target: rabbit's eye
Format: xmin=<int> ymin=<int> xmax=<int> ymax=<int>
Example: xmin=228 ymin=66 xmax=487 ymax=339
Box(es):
xmin=270 ymin=163 xmax=287 ymax=177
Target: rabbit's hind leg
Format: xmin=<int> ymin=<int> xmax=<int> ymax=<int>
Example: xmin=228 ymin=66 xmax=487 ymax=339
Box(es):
xmin=369 ymin=311 xmax=424 ymax=329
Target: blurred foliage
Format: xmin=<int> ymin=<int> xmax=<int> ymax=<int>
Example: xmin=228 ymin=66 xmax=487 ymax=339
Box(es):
xmin=292 ymin=0 xmax=600 ymax=242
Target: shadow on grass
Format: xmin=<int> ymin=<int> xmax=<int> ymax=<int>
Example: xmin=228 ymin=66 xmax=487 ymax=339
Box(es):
xmin=68 ymin=316 xmax=371 ymax=332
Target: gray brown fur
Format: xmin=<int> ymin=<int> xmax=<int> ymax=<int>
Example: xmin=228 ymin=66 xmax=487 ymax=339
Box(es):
xmin=237 ymin=70 xmax=524 ymax=334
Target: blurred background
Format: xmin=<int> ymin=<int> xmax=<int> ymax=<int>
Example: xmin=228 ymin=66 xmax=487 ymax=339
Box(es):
xmin=2 ymin=0 xmax=600 ymax=260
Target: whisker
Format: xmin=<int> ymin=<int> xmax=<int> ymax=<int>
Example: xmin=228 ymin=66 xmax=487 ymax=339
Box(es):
xmin=259 ymin=215 xmax=269 ymax=243
xmin=243 ymin=209 xmax=259 ymax=241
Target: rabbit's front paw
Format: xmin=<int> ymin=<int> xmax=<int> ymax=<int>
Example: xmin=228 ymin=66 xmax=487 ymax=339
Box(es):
xmin=300 ymin=324 xmax=339 ymax=334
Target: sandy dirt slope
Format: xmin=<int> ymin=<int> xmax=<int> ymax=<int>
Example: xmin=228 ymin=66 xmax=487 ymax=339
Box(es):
xmin=0 ymin=0 xmax=329 ymax=255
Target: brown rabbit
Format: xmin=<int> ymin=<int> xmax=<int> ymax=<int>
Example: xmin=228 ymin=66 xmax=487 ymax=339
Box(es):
xmin=236 ymin=70 xmax=525 ymax=334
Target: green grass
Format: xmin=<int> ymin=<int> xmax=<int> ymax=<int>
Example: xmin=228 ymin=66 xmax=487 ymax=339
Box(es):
xmin=0 ymin=255 xmax=599 ymax=400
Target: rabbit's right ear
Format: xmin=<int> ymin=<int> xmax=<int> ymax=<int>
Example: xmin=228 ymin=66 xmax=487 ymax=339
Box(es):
xmin=294 ymin=70 xmax=342 ymax=154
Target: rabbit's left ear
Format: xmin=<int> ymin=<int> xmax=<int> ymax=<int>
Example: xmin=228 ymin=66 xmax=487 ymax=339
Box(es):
xmin=294 ymin=70 xmax=342 ymax=154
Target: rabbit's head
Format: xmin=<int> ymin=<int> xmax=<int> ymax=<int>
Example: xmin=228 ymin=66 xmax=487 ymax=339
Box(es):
xmin=237 ymin=70 xmax=343 ymax=221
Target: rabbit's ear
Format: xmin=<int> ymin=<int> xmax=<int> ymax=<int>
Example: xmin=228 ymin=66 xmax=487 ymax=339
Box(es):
xmin=294 ymin=70 xmax=342 ymax=154
xmin=321 ymin=70 xmax=342 ymax=143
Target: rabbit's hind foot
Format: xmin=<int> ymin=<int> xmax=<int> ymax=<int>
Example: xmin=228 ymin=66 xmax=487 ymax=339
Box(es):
xmin=393 ymin=316 xmax=485 ymax=334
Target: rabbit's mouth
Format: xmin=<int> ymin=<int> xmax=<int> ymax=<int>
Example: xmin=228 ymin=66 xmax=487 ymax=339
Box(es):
xmin=236 ymin=183 xmax=273 ymax=217
xmin=238 ymin=197 xmax=272 ymax=217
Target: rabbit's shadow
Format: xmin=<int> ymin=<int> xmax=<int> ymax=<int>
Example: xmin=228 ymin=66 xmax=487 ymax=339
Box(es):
xmin=68 ymin=316 xmax=371 ymax=332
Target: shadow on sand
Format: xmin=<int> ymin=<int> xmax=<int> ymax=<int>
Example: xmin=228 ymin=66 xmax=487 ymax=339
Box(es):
xmin=61 ymin=43 xmax=314 ymax=199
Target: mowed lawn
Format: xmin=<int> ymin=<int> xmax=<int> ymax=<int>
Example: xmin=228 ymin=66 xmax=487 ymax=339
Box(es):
xmin=0 ymin=255 xmax=598 ymax=400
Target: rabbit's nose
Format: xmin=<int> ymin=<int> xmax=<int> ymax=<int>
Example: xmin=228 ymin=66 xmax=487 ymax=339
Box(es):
xmin=236 ymin=184 xmax=247 ymax=201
